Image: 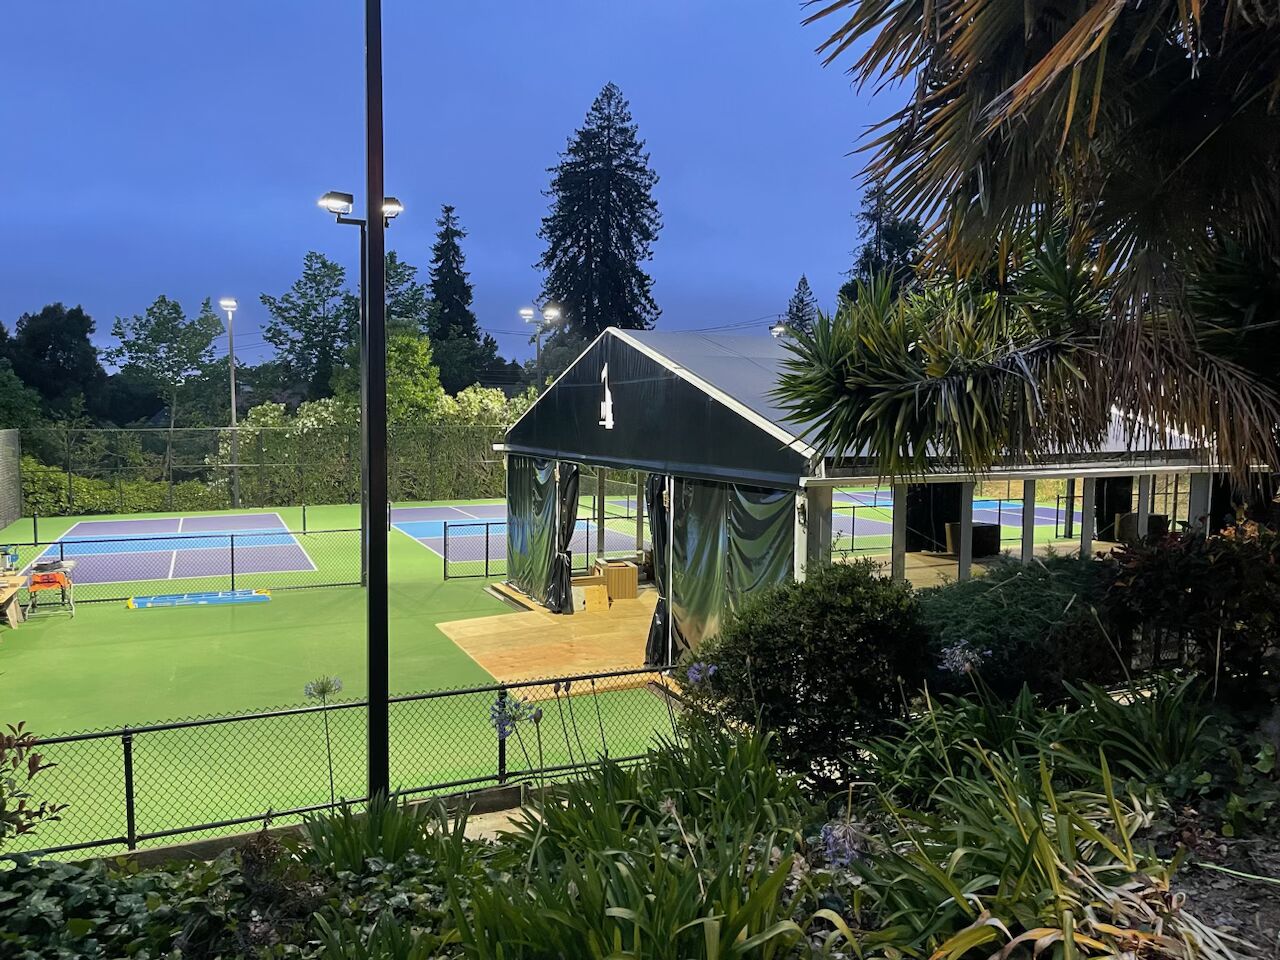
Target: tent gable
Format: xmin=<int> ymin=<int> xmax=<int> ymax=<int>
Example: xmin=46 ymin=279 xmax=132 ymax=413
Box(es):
xmin=504 ymin=331 xmax=810 ymax=488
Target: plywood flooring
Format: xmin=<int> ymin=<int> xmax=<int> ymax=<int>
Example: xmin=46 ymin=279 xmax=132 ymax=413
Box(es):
xmin=439 ymin=589 xmax=657 ymax=684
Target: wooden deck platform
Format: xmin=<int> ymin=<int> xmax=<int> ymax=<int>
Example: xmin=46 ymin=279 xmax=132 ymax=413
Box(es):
xmin=439 ymin=588 xmax=657 ymax=684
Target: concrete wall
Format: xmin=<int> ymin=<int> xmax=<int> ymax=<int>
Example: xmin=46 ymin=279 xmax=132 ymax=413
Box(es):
xmin=0 ymin=430 xmax=20 ymax=529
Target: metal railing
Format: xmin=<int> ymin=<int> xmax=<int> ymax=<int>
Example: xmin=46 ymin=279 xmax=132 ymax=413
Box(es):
xmin=5 ymin=527 xmax=361 ymax=603
xmin=11 ymin=666 xmax=678 ymax=858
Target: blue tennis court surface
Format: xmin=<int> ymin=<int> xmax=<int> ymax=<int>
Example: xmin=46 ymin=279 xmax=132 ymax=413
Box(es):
xmin=31 ymin=513 xmax=316 ymax=584
xmin=390 ymin=504 xmax=640 ymax=564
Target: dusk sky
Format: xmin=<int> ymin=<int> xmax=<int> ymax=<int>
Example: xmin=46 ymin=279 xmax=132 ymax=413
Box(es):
xmin=1 ymin=2 xmax=893 ymax=366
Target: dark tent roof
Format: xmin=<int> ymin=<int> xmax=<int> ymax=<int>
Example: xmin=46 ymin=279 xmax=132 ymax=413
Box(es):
xmin=501 ymin=329 xmax=815 ymax=488
xmin=501 ymin=328 xmax=1205 ymax=487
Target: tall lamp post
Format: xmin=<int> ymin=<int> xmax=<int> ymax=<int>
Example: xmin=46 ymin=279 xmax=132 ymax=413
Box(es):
xmin=217 ymin=297 xmax=240 ymax=509
xmin=318 ymin=190 xmax=403 ymax=593
xmin=520 ymin=303 xmax=561 ymax=385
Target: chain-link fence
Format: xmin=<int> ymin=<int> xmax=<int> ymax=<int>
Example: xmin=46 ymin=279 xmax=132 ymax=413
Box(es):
xmin=10 ymin=667 xmax=678 ymax=858
xmin=4 ymin=527 xmax=360 ymax=604
xmin=19 ymin=425 xmax=507 ymax=517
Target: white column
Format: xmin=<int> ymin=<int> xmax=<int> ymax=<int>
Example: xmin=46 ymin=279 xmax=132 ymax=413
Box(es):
xmin=1136 ymin=475 xmax=1152 ymax=538
xmin=891 ymin=482 xmax=908 ymax=582
xmin=957 ymin=481 xmax=975 ymax=581
xmin=793 ymin=485 xmax=833 ymax=582
xmin=1188 ymin=472 xmax=1211 ymax=531
xmin=1020 ymin=478 xmax=1037 ymax=564
xmin=1079 ymin=477 xmax=1097 ymax=558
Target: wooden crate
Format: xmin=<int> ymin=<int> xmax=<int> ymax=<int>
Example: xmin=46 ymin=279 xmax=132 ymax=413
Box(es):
xmin=594 ymin=560 xmax=638 ymax=600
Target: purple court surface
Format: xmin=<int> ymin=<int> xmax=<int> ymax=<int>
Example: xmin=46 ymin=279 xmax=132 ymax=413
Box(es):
xmin=31 ymin=513 xmax=316 ymax=585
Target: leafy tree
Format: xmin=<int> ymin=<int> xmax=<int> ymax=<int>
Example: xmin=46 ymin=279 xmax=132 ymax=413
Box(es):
xmin=334 ymin=331 xmax=444 ymax=426
xmin=386 ymin=250 xmax=431 ymax=334
xmin=106 ymin=296 xmax=223 ymax=480
xmin=8 ymin=303 xmax=106 ymax=414
xmin=0 ymin=361 xmax=42 ymax=429
xmin=839 ymin=181 xmax=922 ymax=302
xmin=784 ymin=275 xmax=819 ymax=334
xmin=260 ymin=252 xmax=358 ymax=401
xmin=538 ymin=83 xmax=662 ymax=339
xmin=807 ymin=0 xmax=1280 ymax=474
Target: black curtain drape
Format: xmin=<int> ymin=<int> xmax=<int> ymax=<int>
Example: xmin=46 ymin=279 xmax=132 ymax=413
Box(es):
xmin=643 ymin=473 xmax=675 ymax=667
xmin=505 ymin=455 xmax=556 ymax=603
xmin=670 ymin=477 xmax=729 ymax=654
xmin=726 ymin=484 xmax=795 ymax=615
xmin=547 ymin=462 xmax=580 ymax=613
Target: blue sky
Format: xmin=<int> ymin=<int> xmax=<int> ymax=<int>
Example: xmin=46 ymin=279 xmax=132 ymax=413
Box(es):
xmin=1 ymin=1 xmax=892 ymax=365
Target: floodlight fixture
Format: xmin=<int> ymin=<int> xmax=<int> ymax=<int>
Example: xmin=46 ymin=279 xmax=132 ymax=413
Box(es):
xmin=770 ymin=321 xmax=788 ymax=338
xmin=542 ymin=304 xmax=562 ymax=323
xmin=519 ymin=307 xmax=536 ymax=322
xmin=318 ymin=191 xmax=355 ymax=217
xmin=381 ymin=197 xmax=403 ymax=221
xmin=218 ymin=297 xmax=238 ymax=314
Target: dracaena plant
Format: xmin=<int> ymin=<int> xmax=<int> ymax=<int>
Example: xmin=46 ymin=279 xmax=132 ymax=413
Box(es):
xmin=798 ymin=0 xmax=1280 ymax=477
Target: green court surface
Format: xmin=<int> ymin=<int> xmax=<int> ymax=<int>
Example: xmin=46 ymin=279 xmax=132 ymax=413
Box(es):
xmin=0 ymin=501 xmax=672 ymax=856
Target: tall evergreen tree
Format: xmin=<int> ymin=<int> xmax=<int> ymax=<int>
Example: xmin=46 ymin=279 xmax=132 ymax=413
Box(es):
xmin=538 ymin=82 xmax=662 ymax=339
xmin=426 ymin=205 xmax=479 ymax=342
xmin=839 ymin=181 xmax=923 ymax=302
xmin=785 ymin=275 xmax=819 ymax=334
xmin=259 ymin=252 xmax=358 ymax=400
xmin=426 ymin=204 xmax=502 ymax=394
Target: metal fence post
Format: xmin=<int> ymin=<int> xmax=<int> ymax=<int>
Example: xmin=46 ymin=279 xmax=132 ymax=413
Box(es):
xmin=122 ymin=732 xmax=137 ymax=850
xmin=484 ymin=521 xmax=491 ymax=578
xmin=442 ymin=522 xmax=450 ymax=580
xmin=302 ymin=504 xmax=308 ymax=533
xmin=496 ymin=687 xmax=508 ymax=784
xmin=230 ymin=534 xmax=236 ymax=592
xmin=32 ymin=511 xmax=38 ymax=545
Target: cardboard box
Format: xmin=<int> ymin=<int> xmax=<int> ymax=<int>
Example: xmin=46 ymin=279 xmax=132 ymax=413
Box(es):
xmin=594 ymin=560 xmax=639 ymax=600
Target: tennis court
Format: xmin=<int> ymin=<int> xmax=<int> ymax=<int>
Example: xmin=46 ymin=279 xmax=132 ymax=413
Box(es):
xmin=832 ymin=488 xmax=1084 ymax=554
xmin=392 ymin=502 xmax=644 ymax=577
xmin=29 ymin=512 xmax=316 ymax=584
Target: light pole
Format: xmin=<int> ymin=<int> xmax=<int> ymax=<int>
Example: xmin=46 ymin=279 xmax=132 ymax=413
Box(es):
xmin=217 ymin=297 xmax=240 ymax=509
xmin=319 ymin=190 xmax=402 ymax=594
xmin=770 ymin=320 xmax=789 ymax=338
xmin=520 ymin=303 xmax=561 ymax=385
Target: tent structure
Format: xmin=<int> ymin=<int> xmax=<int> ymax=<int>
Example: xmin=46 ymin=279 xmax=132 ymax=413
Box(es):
xmin=497 ymin=328 xmax=1243 ymax=667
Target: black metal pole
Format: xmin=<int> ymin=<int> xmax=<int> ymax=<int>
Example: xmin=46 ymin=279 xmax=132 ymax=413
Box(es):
xmin=122 ymin=732 xmax=137 ymax=850
xmin=359 ymin=225 xmax=368 ymax=590
xmin=364 ymin=0 xmax=391 ymax=801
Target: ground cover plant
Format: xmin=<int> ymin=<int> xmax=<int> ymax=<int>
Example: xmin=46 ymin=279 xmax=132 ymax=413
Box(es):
xmin=5 ymin=667 xmax=1276 ymax=958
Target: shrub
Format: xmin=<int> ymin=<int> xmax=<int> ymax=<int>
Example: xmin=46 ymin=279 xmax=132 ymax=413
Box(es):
xmin=1110 ymin=529 xmax=1280 ymax=703
xmin=918 ymin=554 xmax=1125 ymax=699
xmin=677 ymin=560 xmax=929 ymax=785
xmin=1 ymin=722 xmax=64 ymax=848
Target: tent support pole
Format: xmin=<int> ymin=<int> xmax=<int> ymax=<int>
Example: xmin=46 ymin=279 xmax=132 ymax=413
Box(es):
xmin=635 ymin=474 xmax=645 ymax=557
xmin=596 ymin=469 xmax=606 ymax=557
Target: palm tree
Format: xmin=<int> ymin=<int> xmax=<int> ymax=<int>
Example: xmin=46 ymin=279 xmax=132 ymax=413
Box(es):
xmin=796 ymin=0 xmax=1280 ymax=474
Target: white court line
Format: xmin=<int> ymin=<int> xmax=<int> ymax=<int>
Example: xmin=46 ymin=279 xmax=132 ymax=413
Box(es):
xmin=266 ymin=511 xmax=318 ymax=572
xmin=167 ymin=550 xmax=178 ymax=579
xmin=447 ymin=506 xmax=483 ymax=519
xmin=177 ymin=516 xmax=184 ymax=532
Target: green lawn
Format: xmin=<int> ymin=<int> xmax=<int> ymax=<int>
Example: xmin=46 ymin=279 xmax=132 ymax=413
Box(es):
xmin=0 ymin=501 xmax=673 ymax=856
